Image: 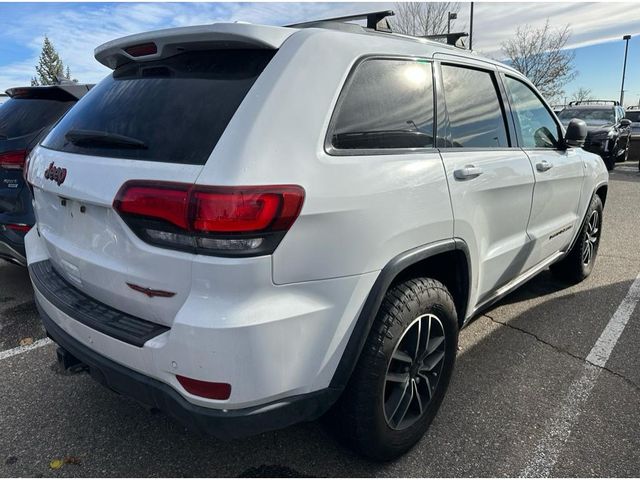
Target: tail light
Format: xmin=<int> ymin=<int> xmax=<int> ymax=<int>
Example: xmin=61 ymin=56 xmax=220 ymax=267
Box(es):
xmin=4 ymin=224 xmax=32 ymax=233
xmin=113 ymin=181 xmax=305 ymax=257
xmin=0 ymin=150 xmax=28 ymax=170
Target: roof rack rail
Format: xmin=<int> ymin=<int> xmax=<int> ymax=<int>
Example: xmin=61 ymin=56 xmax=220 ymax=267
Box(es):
xmin=286 ymin=9 xmax=394 ymax=32
xmin=568 ymin=100 xmax=620 ymax=106
xmin=422 ymin=32 xmax=469 ymax=46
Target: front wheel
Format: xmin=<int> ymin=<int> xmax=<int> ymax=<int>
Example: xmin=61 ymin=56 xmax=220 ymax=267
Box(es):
xmin=329 ymin=278 xmax=458 ymax=461
xmin=551 ymin=195 xmax=603 ymax=283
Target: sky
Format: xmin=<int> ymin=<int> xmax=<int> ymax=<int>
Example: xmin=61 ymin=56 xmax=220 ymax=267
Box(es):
xmin=0 ymin=1 xmax=639 ymax=105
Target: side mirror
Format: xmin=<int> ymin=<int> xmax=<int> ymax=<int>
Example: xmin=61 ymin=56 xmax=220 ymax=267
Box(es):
xmin=620 ymin=118 xmax=632 ymax=128
xmin=564 ymin=118 xmax=587 ymax=148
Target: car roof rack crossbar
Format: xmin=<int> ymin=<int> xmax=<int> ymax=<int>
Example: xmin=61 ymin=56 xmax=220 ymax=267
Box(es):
xmin=568 ymin=100 xmax=620 ymax=106
xmin=286 ymin=10 xmax=394 ymax=32
xmin=422 ymin=32 xmax=469 ymax=46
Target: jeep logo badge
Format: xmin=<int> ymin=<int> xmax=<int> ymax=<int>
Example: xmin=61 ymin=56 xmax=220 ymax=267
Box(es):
xmin=44 ymin=162 xmax=67 ymax=186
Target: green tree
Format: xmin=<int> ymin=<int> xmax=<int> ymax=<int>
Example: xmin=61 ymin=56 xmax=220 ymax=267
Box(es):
xmin=31 ymin=36 xmax=71 ymax=86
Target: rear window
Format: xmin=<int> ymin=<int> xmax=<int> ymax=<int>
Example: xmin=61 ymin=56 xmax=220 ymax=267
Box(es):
xmin=441 ymin=64 xmax=509 ymax=148
xmin=42 ymin=49 xmax=275 ymax=165
xmin=0 ymin=98 xmax=74 ymax=140
xmin=328 ymin=58 xmax=434 ymax=151
xmin=626 ymin=111 xmax=640 ymax=122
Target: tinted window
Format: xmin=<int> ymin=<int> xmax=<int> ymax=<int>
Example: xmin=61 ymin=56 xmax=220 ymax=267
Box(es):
xmin=626 ymin=111 xmax=640 ymax=122
xmin=43 ymin=49 xmax=275 ymax=164
xmin=505 ymin=76 xmax=560 ymax=149
xmin=0 ymin=98 xmax=73 ymax=140
xmin=558 ymin=108 xmax=615 ymax=126
xmin=330 ymin=59 xmax=434 ymax=150
xmin=441 ymin=65 xmax=509 ymax=148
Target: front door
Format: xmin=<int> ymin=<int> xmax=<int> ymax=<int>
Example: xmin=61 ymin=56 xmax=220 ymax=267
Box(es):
xmin=502 ymin=74 xmax=584 ymax=266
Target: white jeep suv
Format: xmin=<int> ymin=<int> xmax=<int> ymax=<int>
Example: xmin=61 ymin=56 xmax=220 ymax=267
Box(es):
xmin=24 ymin=14 xmax=608 ymax=460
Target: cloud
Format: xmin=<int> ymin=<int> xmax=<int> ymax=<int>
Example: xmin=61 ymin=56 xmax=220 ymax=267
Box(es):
xmin=466 ymin=2 xmax=640 ymax=56
xmin=1 ymin=2 xmax=397 ymax=89
xmin=0 ymin=2 xmax=638 ymax=92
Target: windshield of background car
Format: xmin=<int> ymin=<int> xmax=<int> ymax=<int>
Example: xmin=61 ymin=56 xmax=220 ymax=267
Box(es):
xmin=557 ymin=108 xmax=615 ymax=126
xmin=0 ymin=98 xmax=74 ymax=141
xmin=626 ymin=111 xmax=640 ymax=123
xmin=42 ymin=49 xmax=275 ymax=165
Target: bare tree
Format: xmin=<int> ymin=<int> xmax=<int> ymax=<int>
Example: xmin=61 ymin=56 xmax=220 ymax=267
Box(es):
xmin=391 ymin=2 xmax=460 ymax=37
xmin=570 ymin=87 xmax=592 ymax=103
xmin=501 ymin=20 xmax=576 ymax=100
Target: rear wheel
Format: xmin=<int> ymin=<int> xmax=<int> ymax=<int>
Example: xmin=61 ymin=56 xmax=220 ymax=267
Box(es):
xmin=329 ymin=278 xmax=458 ymax=461
xmin=551 ymin=195 xmax=603 ymax=283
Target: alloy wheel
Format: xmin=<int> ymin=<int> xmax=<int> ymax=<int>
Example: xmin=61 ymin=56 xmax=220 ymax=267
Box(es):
xmin=582 ymin=210 xmax=600 ymax=266
xmin=383 ymin=314 xmax=446 ymax=430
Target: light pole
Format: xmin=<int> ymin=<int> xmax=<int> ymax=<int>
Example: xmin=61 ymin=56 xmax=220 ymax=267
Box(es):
xmin=620 ymin=34 xmax=631 ymax=106
xmin=469 ymin=2 xmax=474 ymax=50
xmin=447 ymin=12 xmax=457 ymax=34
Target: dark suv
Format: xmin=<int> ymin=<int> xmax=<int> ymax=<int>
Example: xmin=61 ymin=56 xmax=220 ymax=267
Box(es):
xmin=0 ymin=83 xmax=92 ymax=265
xmin=557 ymin=100 xmax=632 ymax=170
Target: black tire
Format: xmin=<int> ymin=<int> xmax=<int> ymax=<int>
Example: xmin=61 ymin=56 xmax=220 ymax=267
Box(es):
xmin=550 ymin=194 xmax=603 ymax=283
xmin=328 ymin=278 xmax=458 ymax=461
xmin=623 ymin=138 xmax=630 ymax=162
xmin=605 ymin=154 xmax=616 ymax=171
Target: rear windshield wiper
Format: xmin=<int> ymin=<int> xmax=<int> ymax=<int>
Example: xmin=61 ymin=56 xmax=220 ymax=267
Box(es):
xmin=64 ymin=129 xmax=147 ymax=149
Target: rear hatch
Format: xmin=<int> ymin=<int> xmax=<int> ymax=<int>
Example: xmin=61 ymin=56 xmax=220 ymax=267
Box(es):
xmin=28 ymin=25 xmax=287 ymax=327
xmin=0 ymin=88 xmax=79 ymax=215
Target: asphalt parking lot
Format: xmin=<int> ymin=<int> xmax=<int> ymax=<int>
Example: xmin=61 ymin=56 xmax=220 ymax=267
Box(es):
xmin=1 ymin=162 xmax=639 ymax=477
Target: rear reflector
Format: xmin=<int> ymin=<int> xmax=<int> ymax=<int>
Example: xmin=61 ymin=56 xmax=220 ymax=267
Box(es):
xmin=176 ymin=375 xmax=231 ymax=400
xmin=0 ymin=150 xmax=28 ymax=170
xmin=124 ymin=43 xmax=158 ymax=57
xmin=113 ymin=181 xmax=304 ymax=257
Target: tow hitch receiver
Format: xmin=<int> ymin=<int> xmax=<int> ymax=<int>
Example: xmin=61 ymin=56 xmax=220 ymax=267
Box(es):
xmin=56 ymin=346 xmax=86 ymax=373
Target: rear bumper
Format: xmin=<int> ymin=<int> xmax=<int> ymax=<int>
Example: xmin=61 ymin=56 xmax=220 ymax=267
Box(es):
xmin=38 ymin=299 xmax=339 ymax=438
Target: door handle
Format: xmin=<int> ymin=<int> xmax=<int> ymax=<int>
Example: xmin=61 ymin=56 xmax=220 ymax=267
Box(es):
xmin=454 ymin=165 xmax=483 ymax=180
xmin=536 ymin=160 xmax=553 ymax=172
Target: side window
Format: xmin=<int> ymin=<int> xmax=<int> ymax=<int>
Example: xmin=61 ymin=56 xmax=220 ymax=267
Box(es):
xmin=329 ymin=59 xmax=434 ymax=151
xmin=441 ymin=64 xmax=509 ymax=148
xmin=504 ymin=76 xmax=560 ymax=149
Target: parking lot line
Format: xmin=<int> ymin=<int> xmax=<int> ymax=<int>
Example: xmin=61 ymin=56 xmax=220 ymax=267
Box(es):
xmin=520 ymin=272 xmax=640 ymax=477
xmin=0 ymin=337 xmax=52 ymax=361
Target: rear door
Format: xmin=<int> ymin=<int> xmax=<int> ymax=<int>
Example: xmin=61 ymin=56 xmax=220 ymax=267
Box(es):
xmin=29 ymin=48 xmax=275 ymax=326
xmin=501 ymin=74 xmax=584 ymax=265
xmin=435 ymin=58 xmax=535 ymax=306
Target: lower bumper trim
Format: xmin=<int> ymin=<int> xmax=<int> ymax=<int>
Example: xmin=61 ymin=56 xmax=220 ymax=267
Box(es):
xmin=36 ymin=298 xmax=340 ymax=439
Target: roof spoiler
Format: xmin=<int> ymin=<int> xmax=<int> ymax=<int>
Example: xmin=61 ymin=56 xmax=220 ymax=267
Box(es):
xmin=95 ymin=23 xmax=294 ymax=69
xmin=5 ymin=84 xmax=93 ymax=101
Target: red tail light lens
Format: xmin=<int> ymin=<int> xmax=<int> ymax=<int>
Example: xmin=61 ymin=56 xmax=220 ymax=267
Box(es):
xmin=124 ymin=42 xmax=158 ymax=57
xmin=5 ymin=224 xmax=32 ymax=233
xmin=0 ymin=150 xmax=28 ymax=170
xmin=116 ymin=184 xmax=190 ymax=229
xmin=176 ymin=375 xmax=231 ymax=400
xmin=113 ymin=181 xmax=305 ymax=257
